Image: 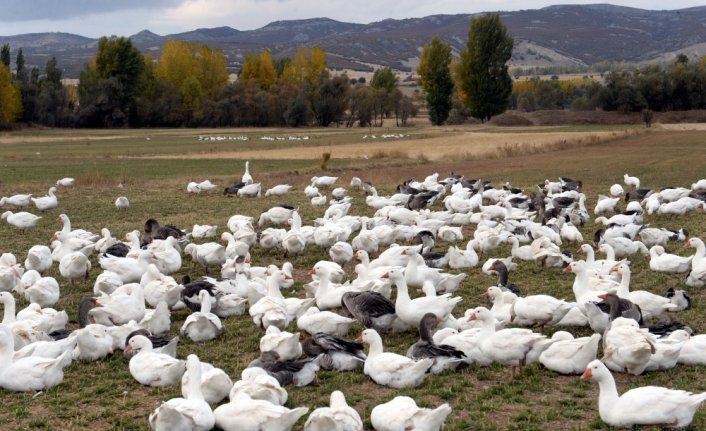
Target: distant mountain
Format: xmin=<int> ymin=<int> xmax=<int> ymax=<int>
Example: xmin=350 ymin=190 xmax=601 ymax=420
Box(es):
xmin=3 ymin=5 xmax=706 ymax=78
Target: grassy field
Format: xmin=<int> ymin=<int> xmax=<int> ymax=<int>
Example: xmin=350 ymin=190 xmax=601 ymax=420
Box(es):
xmin=0 ymin=124 xmax=705 ymax=430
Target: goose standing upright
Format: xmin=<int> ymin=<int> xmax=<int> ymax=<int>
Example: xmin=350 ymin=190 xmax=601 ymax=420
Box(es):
xmin=581 ymin=359 xmax=706 ymax=428
xmin=385 ymin=268 xmax=462 ymax=327
xmin=242 ymin=160 xmax=253 ymax=185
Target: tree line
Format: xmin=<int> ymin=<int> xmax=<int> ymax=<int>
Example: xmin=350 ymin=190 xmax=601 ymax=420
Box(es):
xmin=4 ymin=15 xmax=706 ymax=130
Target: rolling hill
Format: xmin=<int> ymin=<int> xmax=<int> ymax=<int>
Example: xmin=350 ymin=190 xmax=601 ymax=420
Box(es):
xmin=2 ymin=4 xmax=706 ymax=77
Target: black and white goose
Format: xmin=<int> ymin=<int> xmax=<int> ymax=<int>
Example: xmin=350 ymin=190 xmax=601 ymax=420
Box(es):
xmin=406 ymin=313 xmax=465 ymax=374
xmin=302 ymin=332 xmax=366 ymax=371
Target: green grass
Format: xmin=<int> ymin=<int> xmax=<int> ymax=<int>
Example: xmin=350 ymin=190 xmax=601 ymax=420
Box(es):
xmin=0 ymin=126 xmax=705 ymax=430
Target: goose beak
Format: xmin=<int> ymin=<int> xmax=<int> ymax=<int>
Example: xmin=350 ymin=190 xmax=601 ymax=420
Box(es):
xmin=683 ymin=241 xmax=690 ymax=249
xmin=598 ymin=293 xmax=607 ymax=299
xmin=124 ymin=344 xmax=133 ymax=353
xmin=610 ymin=266 xmax=618 ymax=273
xmin=468 ymin=313 xmax=477 ymax=321
xmin=563 ymin=264 xmax=573 ymax=273
xmin=94 ymin=301 xmax=103 ymax=307
xmin=355 ymin=335 xmax=363 ymax=343
xmin=308 ymin=268 xmax=316 ymax=275
xmin=381 ymin=272 xmax=390 ymax=279
xmin=51 ymin=233 xmax=57 ymax=241
xmin=580 ymin=368 xmax=592 ymax=380
xmin=401 ymin=249 xmax=408 ymax=255
xmin=481 ymin=291 xmax=489 ymax=297
xmin=284 ymin=274 xmax=292 ymax=280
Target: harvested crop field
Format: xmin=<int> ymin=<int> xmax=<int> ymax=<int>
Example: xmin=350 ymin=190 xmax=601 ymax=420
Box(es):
xmin=0 ymin=124 xmax=705 ymax=431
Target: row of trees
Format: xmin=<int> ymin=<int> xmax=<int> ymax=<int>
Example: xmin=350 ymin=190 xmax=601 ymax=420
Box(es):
xmin=417 ymin=14 xmax=514 ymax=125
xmin=1 ymin=38 xmax=417 ymax=129
xmin=509 ymin=55 xmax=706 ymax=113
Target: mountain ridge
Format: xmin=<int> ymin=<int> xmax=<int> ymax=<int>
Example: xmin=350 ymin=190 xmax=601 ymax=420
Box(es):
xmin=2 ymin=5 xmax=706 ymax=77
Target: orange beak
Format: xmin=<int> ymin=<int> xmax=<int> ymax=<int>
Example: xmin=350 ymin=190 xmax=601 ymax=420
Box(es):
xmin=308 ymin=268 xmax=316 ymax=275
xmin=355 ymin=335 xmax=363 ymax=343
xmin=381 ymin=272 xmax=390 ymax=279
xmin=51 ymin=233 xmax=57 ymax=241
xmin=95 ymin=301 xmax=103 ymax=307
xmin=284 ymin=274 xmax=292 ymax=280
xmin=610 ymin=266 xmax=618 ymax=273
xmin=563 ymin=264 xmax=573 ymax=273
xmin=468 ymin=313 xmax=477 ymax=321
xmin=683 ymin=241 xmax=691 ymax=249
xmin=482 ymin=291 xmax=489 ymax=297
xmin=598 ymin=293 xmax=607 ymax=299
xmin=580 ymin=368 xmax=592 ymax=380
xmin=244 ymin=258 xmax=251 ymax=264
xmin=124 ymin=344 xmax=133 ymax=353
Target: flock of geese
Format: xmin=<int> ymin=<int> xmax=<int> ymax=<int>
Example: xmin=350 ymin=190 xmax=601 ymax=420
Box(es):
xmin=2 ymin=164 xmax=706 ymax=430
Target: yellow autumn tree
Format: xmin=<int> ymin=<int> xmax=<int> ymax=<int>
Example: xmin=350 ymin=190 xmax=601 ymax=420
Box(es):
xmin=0 ymin=64 xmax=21 ymax=127
xmin=258 ymin=50 xmax=276 ymax=90
xmin=280 ymin=46 xmax=327 ymax=88
xmin=155 ymin=40 xmax=228 ymax=109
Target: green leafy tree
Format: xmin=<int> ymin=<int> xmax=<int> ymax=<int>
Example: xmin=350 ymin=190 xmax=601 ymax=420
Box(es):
xmin=0 ymin=44 xmax=9 ymax=69
xmin=15 ymin=49 xmax=26 ymax=82
xmin=78 ymin=37 xmax=145 ymax=126
xmin=417 ymin=36 xmax=453 ymax=125
xmin=370 ymin=67 xmax=399 ymax=126
xmin=457 ymin=14 xmax=514 ymax=122
xmin=313 ymin=74 xmax=351 ymax=126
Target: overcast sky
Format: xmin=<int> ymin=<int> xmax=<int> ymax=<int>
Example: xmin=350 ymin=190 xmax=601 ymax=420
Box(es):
xmin=2 ymin=0 xmax=705 ymax=37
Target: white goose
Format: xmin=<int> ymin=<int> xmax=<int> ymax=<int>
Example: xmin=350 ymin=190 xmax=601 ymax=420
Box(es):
xmin=16 ymin=270 xmax=60 ymax=307
xmin=184 ymin=242 xmax=226 ymax=272
xmin=180 ymin=290 xmax=224 ymax=342
xmin=0 ymin=326 xmax=67 ymax=392
xmin=90 ymin=283 xmax=146 ymax=326
xmin=99 ymin=250 xmax=152 ymax=284
xmin=0 ymin=193 xmax=32 ymax=208
xmin=149 ymin=354 xmax=215 ymax=431
xmin=191 ymin=224 xmax=217 ymax=239
xmin=297 ymin=307 xmax=356 ymax=337
xmin=181 ymin=358 xmax=233 ymax=404
xmin=141 ymin=264 xmax=184 ymax=308
xmin=59 ymin=251 xmax=91 ymax=284
xmin=228 ymin=367 xmax=288 ymax=406
xmin=31 ymin=187 xmax=58 ymax=211
xmin=539 ymin=332 xmax=601 ymax=375
xmin=265 ymin=184 xmax=292 ymax=197
xmin=602 ymin=317 xmax=654 ymax=376
xmin=309 ymin=263 xmax=355 ymax=310
xmin=581 ymin=359 xmax=706 ymax=428
xmin=648 ymin=244 xmax=693 ymax=273
xmin=260 ymin=326 xmax=302 ymax=361
xmin=385 ymin=268 xmax=461 ymax=327
xmin=214 ymin=391 xmax=309 ymax=431
xmin=125 ymin=335 xmax=186 ymax=387
xmin=304 ymin=390 xmax=362 ymax=431
xmin=282 ymin=211 xmax=306 ymax=256
xmin=611 ymin=263 xmax=678 ymax=320
xmin=328 ymin=241 xmax=353 ymax=265
xmin=685 ymin=237 xmax=706 ymax=287
xmin=242 ymin=160 xmax=253 ymax=185
xmin=669 ymin=330 xmax=706 ymax=365
xmin=358 ymin=328 xmax=433 ymax=388
xmin=351 ymin=217 xmax=379 ymax=254
xmin=469 ymin=306 xmax=550 ymax=377
xmin=24 ymin=245 xmax=53 ymax=274
xmin=1 ymin=211 xmax=41 ymax=232
xmin=237 ymin=182 xmax=261 ymax=197
xmin=370 ymin=396 xmax=451 ymax=431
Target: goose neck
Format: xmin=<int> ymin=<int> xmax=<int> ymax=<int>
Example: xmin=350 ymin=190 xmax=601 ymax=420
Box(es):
xmin=185 ymin=357 xmax=205 ymax=400
xmin=1 ymin=297 xmax=16 ymax=324
xmin=366 ymin=335 xmax=384 ymax=357
xmin=596 ymin=374 xmax=620 ymax=418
